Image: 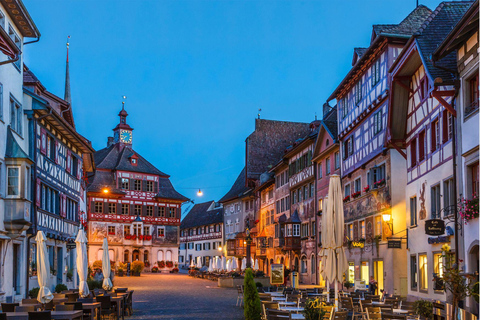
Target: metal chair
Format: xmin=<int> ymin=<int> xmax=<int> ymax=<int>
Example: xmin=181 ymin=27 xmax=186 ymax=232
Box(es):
xmin=332 ymin=310 xmax=349 ymax=320
xmin=0 ymin=313 xmax=6 ymax=320
xmin=1 ymin=303 xmax=19 ymax=312
xmin=382 ymin=314 xmax=407 ymax=320
xmin=236 ymin=285 xmax=244 ymax=307
xmin=27 ymin=311 xmax=52 ymax=320
xmin=66 ymin=293 xmax=79 ymax=302
xmin=55 ymin=304 xmax=74 ymax=311
xmin=266 ymin=308 xmax=290 ymax=319
xmin=366 ymin=307 xmax=382 ymax=320
xmin=96 ymin=295 xmax=117 ymax=320
xmin=15 ymin=306 xmax=35 ymax=312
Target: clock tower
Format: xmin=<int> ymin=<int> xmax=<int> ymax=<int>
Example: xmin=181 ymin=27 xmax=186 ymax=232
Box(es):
xmin=113 ymin=102 xmax=133 ymax=146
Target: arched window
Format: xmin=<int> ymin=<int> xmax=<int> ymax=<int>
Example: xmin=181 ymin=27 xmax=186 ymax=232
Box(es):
xmin=124 ymin=250 xmax=129 ymax=262
xmin=301 ymin=256 xmax=307 ymax=273
xmin=157 ymin=250 xmax=164 ymax=262
xmin=166 ymin=250 xmax=172 ymax=261
xmin=97 ymin=249 xmax=103 ymax=261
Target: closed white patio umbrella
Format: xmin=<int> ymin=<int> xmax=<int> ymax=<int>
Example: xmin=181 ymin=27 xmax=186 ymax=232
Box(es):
xmin=75 ymin=229 xmax=90 ymax=298
xmin=102 ymin=238 xmax=113 ymax=291
xmin=232 ymin=257 xmax=238 ymax=271
xmin=208 ymin=260 xmax=214 ymax=272
xmin=222 ymin=256 xmax=227 ymax=271
xmin=35 ymin=231 xmax=54 ymax=304
xmin=319 ymin=175 xmax=348 ymax=310
xmin=197 ymin=256 xmax=202 ymax=269
xmin=226 ymin=258 xmax=231 ymax=272
xmin=254 ymin=259 xmax=259 ymax=271
xmin=241 ymin=257 xmax=246 ymax=270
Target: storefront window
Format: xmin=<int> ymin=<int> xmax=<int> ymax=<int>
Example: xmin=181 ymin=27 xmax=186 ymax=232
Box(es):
xmin=434 ymin=253 xmax=444 ymax=277
xmin=348 ymin=262 xmax=355 ymax=284
xmin=419 ymin=254 xmax=428 ymax=290
xmin=319 ymin=261 xmax=326 ymax=287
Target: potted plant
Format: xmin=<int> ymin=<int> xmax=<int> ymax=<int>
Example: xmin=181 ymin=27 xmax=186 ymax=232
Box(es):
xmin=117 ymin=263 xmax=125 ymax=277
xmin=413 ymin=300 xmax=433 ymax=320
xmin=302 ymin=298 xmax=327 ymax=320
xmin=29 ymin=287 xmax=40 ymax=299
xmin=166 ymin=261 xmax=173 ymax=268
xmin=152 ymin=266 xmax=159 ymax=273
xmin=55 ymin=283 xmax=68 ymax=293
xmin=172 ymin=267 xmax=179 ymax=273
xmin=131 ymin=261 xmax=145 ymax=276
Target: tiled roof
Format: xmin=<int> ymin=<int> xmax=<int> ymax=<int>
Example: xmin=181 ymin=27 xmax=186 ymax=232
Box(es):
xmin=94 ymin=145 xmax=168 ymax=176
xmin=218 ymin=167 xmax=252 ymax=203
xmin=246 ymin=119 xmax=310 ymax=180
xmin=353 ymin=47 xmax=367 ymax=58
xmin=180 ymin=201 xmax=224 ymax=229
xmin=377 ymin=5 xmax=433 ymax=37
xmin=156 ymin=177 xmax=189 ymax=201
xmin=286 ymin=210 xmax=301 ymax=223
xmin=414 ymin=1 xmax=473 ymax=83
xmin=86 ymin=171 xmax=126 ymax=195
xmin=322 ymin=105 xmax=338 ymax=142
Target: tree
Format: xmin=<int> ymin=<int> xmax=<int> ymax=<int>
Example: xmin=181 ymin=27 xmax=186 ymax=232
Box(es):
xmin=244 ymin=268 xmax=262 ymax=320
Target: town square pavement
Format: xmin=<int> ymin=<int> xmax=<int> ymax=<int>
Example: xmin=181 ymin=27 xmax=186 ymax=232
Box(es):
xmin=115 ymin=273 xmax=244 ymax=319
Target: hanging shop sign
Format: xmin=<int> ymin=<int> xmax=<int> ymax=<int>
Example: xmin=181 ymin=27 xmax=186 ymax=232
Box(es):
xmin=387 ymin=240 xmax=402 ymax=249
xmin=270 ymin=264 xmax=284 ymax=285
xmin=425 ymin=219 xmax=445 ymax=236
xmin=349 ymin=240 xmax=365 ymax=249
xmin=428 ymin=236 xmax=450 ymax=244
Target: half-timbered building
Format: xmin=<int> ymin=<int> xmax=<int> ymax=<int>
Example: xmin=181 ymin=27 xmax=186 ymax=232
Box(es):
xmin=387 ymin=1 xmax=474 ymax=302
xmin=86 ymin=105 xmax=187 ymax=270
xmin=312 ymin=104 xmax=339 ymax=287
xmin=432 ymin=2 xmax=479 ymax=313
xmin=329 ymin=6 xmax=433 ymax=296
xmin=23 ymin=59 xmax=95 ymax=291
xmin=179 ymin=201 xmax=223 ymax=269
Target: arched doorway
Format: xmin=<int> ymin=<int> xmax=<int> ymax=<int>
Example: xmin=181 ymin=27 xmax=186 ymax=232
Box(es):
xmin=124 ymin=250 xmax=129 ymax=262
xmin=132 ymin=249 xmax=140 ymax=261
xmin=143 ymin=250 xmax=149 ymax=266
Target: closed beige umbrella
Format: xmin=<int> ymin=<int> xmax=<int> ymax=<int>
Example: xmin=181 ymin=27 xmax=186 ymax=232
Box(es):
xmin=102 ymin=238 xmax=113 ymax=291
xmin=35 ymin=231 xmax=54 ymax=304
xmin=319 ymin=175 xmax=348 ymax=309
xmin=75 ymin=229 xmax=90 ymax=298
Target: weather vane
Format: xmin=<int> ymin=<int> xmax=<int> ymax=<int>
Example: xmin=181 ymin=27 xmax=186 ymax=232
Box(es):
xmin=122 ymin=95 xmax=127 ymax=109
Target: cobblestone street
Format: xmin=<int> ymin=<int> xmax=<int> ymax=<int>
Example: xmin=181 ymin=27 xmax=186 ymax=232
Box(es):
xmin=115 ymin=273 xmax=244 ymax=319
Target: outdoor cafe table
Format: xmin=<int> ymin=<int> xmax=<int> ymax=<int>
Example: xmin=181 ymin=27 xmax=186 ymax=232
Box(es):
xmin=95 ymin=296 xmax=123 ymax=320
xmin=279 ymin=306 xmax=304 ymax=313
xmin=290 ymin=314 xmax=306 ymax=320
xmin=271 ymin=297 xmax=287 ymax=302
xmin=82 ymin=302 xmax=101 ymax=320
xmin=265 ymin=292 xmax=283 ymax=297
xmin=53 ymin=298 xmax=68 ymax=304
xmin=278 ymin=301 xmax=297 ymax=306
xmin=392 ymin=309 xmax=409 ymax=314
xmin=6 ymin=310 xmax=83 ymax=320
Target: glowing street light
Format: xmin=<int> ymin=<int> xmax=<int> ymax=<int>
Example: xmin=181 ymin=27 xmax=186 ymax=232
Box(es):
xmin=197 ymin=189 xmax=203 ymax=196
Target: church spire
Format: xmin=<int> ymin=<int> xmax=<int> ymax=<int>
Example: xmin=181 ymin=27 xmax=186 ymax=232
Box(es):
xmin=64 ymin=35 xmax=71 ymax=104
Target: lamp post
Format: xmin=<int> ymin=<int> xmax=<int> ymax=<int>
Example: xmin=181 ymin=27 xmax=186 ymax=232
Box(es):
xmin=245 ymin=219 xmax=252 ymax=269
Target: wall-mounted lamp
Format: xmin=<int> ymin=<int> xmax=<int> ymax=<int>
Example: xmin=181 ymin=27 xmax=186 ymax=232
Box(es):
xmin=382 ymin=212 xmax=393 ymax=232
xmin=218 ymin=246 xmax=222 ymax=251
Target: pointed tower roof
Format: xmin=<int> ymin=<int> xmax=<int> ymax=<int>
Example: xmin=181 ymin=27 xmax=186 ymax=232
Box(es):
xmin=64 ymin=36 xmax=71 ymax=105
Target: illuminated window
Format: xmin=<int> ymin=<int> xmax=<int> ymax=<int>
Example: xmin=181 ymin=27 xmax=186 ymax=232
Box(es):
xmin=375 ymin=216 xmax=382 ymax=237
xmin=121 ymin=178 xmax=129 ymax=189
xmin=157 ymin=227 xmax=165 ymax=237
xmin=108 ymin=226 xmax=115 ymax=235
xmin=419 ymin=254 xmax=428 ymax=290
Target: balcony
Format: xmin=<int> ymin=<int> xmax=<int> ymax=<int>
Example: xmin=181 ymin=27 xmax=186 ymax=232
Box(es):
xmin=4 ymin=198 xmax=31 ymax=238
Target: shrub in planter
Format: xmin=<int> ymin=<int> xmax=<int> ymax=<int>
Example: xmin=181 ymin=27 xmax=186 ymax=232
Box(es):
xmin=243 ymin=268 xmax=261 ymax=320
xmin=413 ymin=300 xmax=433 ymax=320
xmin=29 ymin=287 xmax=40 ymax=299
xmin=158 ymin=260 xmax=166 ymax=268
xmin=302 ymin=299 xmax=327 ymax=320
xmin=166 ymin=261 xmax=174 ymax=268
xmin=117 ymin=263 xmax=126 ymax=276
xmin=131 ymin=261 xmax=145 ymax=275
xmin=151 ymin=266 xmax=159 ymax=273
xmin=55 ymin=283 xmax=68 ymax=293
xmin=87 ymin=279 xmax=103 ymax=290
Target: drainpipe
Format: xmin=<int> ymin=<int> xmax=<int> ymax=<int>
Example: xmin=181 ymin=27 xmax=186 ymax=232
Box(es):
xmin=23 ymin=36 xmax=41 ymax=46
xmin=314 ymin=161 xmax=318 ymax=285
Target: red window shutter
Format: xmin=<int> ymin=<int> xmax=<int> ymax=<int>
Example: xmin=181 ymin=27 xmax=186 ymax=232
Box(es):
xmin=55 ymin=140 xmax=60 ymax=164
xmin=66 ymin=150 xmax=71 ymax=173
xmin=40 ymin=128 xmax=47 ymax=155
xmin=36 ymin=179 xmax=41 ymax=207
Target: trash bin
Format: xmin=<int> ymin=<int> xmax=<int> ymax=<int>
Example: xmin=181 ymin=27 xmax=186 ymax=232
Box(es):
xmin=291 ymin=271 xmax=299 ymax=288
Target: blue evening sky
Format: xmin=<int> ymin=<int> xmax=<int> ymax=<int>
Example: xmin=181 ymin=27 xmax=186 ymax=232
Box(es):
xmin=22 ymin=0 xmax=443 ymax=211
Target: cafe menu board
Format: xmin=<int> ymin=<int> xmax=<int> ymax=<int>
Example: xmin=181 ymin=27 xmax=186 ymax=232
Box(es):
xmin=270 ymin=264 xmax=284 ymax=285
xmin=425 ymin=219 xmax=445 ymax=236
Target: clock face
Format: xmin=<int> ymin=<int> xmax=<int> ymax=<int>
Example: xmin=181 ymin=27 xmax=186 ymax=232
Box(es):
xmin=120 ymin=130 xmax=132 ymax=143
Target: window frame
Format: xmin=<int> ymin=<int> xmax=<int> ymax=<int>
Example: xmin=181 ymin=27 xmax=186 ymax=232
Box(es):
xmin=6 ymin=166 xmax=20 ymax=198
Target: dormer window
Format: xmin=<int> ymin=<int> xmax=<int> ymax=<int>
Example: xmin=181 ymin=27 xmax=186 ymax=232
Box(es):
xmin=130 ymin=155 xmax=138 ymax=166
xmin=131 ymin=158 xmax=136 ymax=164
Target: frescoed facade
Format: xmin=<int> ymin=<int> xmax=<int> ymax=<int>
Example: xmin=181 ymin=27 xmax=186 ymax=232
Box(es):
xmin=329 ymin=6 xmax=434 ymax=296
xmin=86 ymin=105 xmax=187 ymax=270
xmin=387 ymin=1 xmax=474 ymax=302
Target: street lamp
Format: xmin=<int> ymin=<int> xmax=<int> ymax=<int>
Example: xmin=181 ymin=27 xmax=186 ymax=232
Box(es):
xmin=245 ymin=219 xmax=252 ymax=269
xmin=197 ymin=189 xmax=203 ymax=196
xmin=382 ymin=212 xmax=393 ymax=233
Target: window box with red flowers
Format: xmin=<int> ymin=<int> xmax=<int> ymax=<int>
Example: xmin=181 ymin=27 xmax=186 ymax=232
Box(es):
xmin=363 ymin=185 xmax=370 ymax=192
xmin=145 ymin=235 xmax=152 ymax=241
xmin=352 ymin=191 xmax=361 ymax=199
xmin=373 ymin=179 xmax=386 ymax=189
xmin=158 ymin=260 xmax=166 ymax=268
xmin=166 ymin=261 xmax=174 ymax=268
xmin=139 ymin=235 xmax=144 ymax=241
xmin=131 ymin=235 xmax=137 ymax=240
xmin=460 ymin=195 xmax=479 ymax=223
xmin=125 ymin=234 xmax=132 ymax=240
xmin=343 ymin=195 xmax=350 ymax=202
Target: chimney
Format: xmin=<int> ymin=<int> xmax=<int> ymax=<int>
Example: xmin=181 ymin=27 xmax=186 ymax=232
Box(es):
xmin=107 ymin=137 xmax=114 ymax=147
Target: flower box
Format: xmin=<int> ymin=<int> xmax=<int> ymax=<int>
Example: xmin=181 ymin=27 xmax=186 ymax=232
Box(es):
xmin=373 ymin=179 xmax=386 ymax=188
xmin=139 ymin=235 xmax=144 ymax=240
xmin=352 ymin=191 xmax=361 ymax=198
xmin=145 ymin=235 xmax=152 ymax=241
xmin=343 ymin=195 xmax=350 ymax=202
xmin=363 ymin=185 xmax=370 ymax=192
